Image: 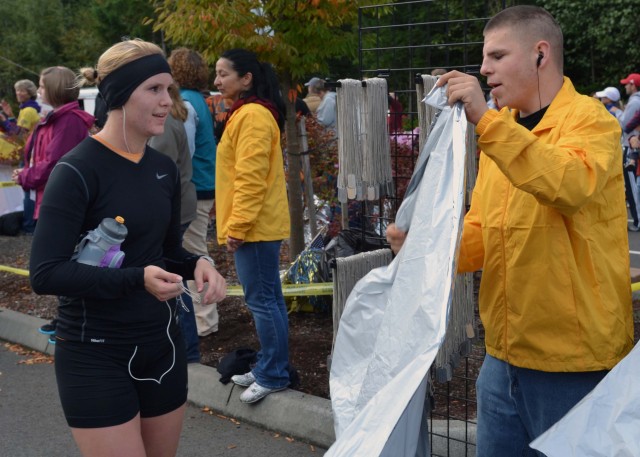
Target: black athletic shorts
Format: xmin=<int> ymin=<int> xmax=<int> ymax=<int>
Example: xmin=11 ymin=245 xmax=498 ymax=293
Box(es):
xmin=54 ymin=333 xmax=187 ymax=428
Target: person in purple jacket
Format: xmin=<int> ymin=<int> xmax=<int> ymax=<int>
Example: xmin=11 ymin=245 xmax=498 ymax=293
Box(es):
xmin=11 ymin=66 xmax=95 ymax=226
xmin=12 ymin=66 xmax=94 ymax=340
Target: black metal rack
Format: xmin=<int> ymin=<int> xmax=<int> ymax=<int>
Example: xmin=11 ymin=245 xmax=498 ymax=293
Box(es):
xmin=346 ymin=1 xmax=516 ymax=455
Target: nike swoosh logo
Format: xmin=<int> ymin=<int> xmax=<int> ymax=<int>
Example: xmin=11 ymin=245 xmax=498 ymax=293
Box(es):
xmin=156 ymin=173 xmax=168 ymax=180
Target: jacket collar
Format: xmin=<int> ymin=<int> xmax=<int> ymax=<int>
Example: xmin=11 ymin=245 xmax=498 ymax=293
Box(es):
xmin=19 ymin=99 xmax=40 ymax=113
xmin=41 ymin=101 xmax=94 ymax=128
xmin=511 ymin=77 xmax=577 ymax=134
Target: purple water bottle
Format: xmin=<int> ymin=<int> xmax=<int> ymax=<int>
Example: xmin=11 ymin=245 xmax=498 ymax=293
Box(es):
xmin=73 ymin=216 xmax=128 ymax=268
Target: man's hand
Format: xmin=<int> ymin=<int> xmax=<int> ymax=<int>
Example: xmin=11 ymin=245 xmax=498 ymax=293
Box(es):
xmin=386 ymin=223 xmax=407 ymax=254
xmin=436 ymin=71 xmax=488 ymax=125
xmin=630 ymin=135 xmax=640 ymax=149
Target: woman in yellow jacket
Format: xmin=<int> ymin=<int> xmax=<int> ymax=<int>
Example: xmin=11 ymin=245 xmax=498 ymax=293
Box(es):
xmin=214 ymin=49 xmax=291 ymax=403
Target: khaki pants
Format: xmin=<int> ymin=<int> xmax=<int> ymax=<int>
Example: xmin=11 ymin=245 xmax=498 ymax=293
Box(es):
xmin=182 ymin=198 xmax=219 ymax=336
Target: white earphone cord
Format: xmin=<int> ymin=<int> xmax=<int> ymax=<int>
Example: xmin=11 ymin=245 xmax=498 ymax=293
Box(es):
xmin=127 ymin=301 xmax=175 ymax=384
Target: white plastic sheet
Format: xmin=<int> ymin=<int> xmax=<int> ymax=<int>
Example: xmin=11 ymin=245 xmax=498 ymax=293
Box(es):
xmin=326 ymin=87 xmax=468 ymax=456
xmin=530 ymin=341 xmax=640 ymax=456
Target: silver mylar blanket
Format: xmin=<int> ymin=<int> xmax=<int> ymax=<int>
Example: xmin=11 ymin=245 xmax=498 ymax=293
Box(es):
xmin=326 ymin=86 xmax=468 ymax=456
xmin=530 ymin=340 xmax=640 ymax=456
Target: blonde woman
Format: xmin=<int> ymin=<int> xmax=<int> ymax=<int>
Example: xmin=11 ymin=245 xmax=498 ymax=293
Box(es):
xmin=29 ymin=40 xmax=226 ymax=457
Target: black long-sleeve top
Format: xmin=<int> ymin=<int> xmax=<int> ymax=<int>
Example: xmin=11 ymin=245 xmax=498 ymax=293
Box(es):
xmin=30 ymin=137 xmax=201 ymax=344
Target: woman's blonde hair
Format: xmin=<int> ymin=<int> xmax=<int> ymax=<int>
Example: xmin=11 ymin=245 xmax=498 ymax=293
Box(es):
xmin=78 ymin=39 xmax=165 ymax=87
xmin=41 ymin=67 xmax=79 ymax=108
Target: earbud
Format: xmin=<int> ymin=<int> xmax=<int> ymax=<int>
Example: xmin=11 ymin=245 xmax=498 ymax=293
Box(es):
xmin=536 ymin=52 xmax=543 ymax=67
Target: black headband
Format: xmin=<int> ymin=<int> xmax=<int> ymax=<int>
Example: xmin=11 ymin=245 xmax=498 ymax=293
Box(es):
xmin=98 ymin=54 xmax=172 ymax=109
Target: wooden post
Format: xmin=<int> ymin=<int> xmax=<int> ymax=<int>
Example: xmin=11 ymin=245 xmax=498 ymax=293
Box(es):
xmin=298 ymin=119 xmax=318 ymax=239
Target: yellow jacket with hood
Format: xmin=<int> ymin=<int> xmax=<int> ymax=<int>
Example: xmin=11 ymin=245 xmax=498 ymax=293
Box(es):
xmin=458 ymin=77 xmax=633 ymax=372
xmin=215 ymin=102 xmax=290 ymax=244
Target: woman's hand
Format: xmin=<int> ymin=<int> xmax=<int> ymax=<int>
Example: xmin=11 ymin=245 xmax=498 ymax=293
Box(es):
xmin=11 ymin=168 xmax=22 ymax=184
xmin=1 ymin=100 xmax=14 ymax=118
xmin=143 ymin=265 xmax=184 ymax=302
xmin=226 ymin=236 xmax=244 ymax=254
xmin=194 ymin=257 xmax=227 ymax=304
xmin=386 ymin=223 xmax=407 ymax=254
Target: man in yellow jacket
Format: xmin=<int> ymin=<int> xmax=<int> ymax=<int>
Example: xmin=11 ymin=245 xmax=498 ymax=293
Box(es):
xmin=388 ymin=5 xmax=633 ymax=456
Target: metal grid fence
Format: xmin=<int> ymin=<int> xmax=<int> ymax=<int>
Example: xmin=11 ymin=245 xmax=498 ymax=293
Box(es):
xmin=350 ymin=1 xmax=520 ymax=454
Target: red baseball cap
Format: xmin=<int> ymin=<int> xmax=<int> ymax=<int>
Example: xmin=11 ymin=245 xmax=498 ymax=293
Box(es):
xmin=620 ymin=73 xmax=640 ymax=86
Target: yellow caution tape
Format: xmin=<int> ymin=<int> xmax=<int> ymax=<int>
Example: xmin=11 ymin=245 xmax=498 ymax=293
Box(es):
xmin=0 ymin=264 xmax=333 ymax=296
xmin=0 ymin=265 xmax=29 ymax=276
xmin=1 ymin=262 xmax=638 ymax=299
xmin=0 ymin=181 xmax=18 ymax=188
xmin=226 ymin=282 xmax=333 ymax=297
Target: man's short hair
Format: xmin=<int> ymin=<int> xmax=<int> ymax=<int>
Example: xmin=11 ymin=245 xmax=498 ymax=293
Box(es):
xmin=485 ymin=6 xmax=563 ymax=71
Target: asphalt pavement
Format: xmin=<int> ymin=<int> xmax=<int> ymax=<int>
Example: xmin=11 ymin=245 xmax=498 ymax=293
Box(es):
xmin=0 ymin=309 xmax=328 ymax=457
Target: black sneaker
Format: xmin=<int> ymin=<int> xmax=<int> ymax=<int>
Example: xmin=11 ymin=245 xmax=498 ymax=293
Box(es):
xmin=38 ymin=319 xmax=57 ymax=335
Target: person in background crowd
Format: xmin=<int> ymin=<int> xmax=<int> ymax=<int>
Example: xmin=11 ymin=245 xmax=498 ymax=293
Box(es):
xmin=12 ymin=67 xmax=94 ymax=233
xmin=305 ymin=77 xmax=337 ymax=131
xmin=0 ymin=80 xmax=41 ymax=231
xmin=618 ymin=73 xmax=640 ymax=231
xmin=315 ymin=81 xmax=337 ymax=131
xmin=0 ymin=79 xmax=41 ymax=143
xmin=214 ymin=48 xmax=291 ymax=403
xmin=303 ymin=76 xmax=323 ymax=113
xmin=593 ymin=84 xmax=640 ymax=232
xmin=207 ymin=92 xmax=232 ymax=142
xmin=168 ymin=48 xmax=220 ymax=340
xmin=594 ymin=86 xmax=623 ymax=119
xmin=148 ymin=83 xmax=200 ymax=363
xmin=387 ymin=6 xmax=632 ymax=455
xmin=13 ymin=67 xmax=95 ymax=338
xmin=388 ymin=92 xmax=404 ymax=133
xmin=30 ymin=39 xmax=226 ymax=457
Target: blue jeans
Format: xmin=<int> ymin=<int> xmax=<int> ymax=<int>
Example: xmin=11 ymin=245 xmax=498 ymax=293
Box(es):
xmin=234 ymin=240 xmax=289 ymax=389
xmin=476 ymin=354 xmax=607 ymax=457
xmin=22 ymin=191 xmax=36 ymax=233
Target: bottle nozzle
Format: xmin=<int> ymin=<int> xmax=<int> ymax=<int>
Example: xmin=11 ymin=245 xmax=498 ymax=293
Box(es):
xmin=115 ymin=216 xmax=125 ymax=224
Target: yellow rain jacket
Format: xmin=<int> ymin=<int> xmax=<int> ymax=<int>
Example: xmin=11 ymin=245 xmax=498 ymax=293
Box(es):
xmin=459 ymin=77 xmax=633 ymax=372
xmin=215 ymin=102 xmax=290 ymax=244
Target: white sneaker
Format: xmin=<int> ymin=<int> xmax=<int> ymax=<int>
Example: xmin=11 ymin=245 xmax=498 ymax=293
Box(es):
xmin=231 ymin=371 xmax=256 ymax=387
xmin=239 ymin=382 xmax=287 ymax=403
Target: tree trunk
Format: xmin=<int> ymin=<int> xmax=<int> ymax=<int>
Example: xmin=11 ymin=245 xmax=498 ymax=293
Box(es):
xmin=282 ymin=77 xmax=305 ymax=259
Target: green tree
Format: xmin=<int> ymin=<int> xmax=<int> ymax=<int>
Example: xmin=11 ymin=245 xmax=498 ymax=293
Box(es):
xmin=0 ymin=0 xmax=158 ymax=105
xmin=0 ymin=0 xmax=64 ymax=105
xmin=537 ymin=0 xmax=640 ymax=95
xmin=152 ymin=0 xmax=388 ymax=258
